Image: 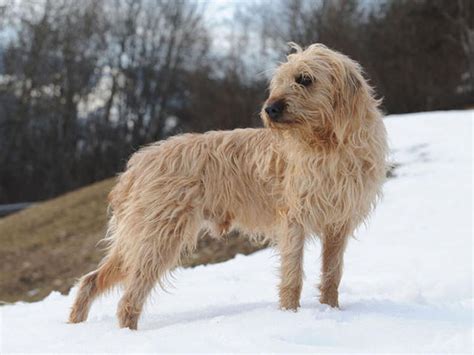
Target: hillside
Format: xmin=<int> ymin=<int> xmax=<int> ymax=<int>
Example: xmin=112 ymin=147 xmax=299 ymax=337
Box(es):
xmin=1 ymin=110 xmax=472 ymax=353
xmin=0 ymin=179 xmax=266 ymax=303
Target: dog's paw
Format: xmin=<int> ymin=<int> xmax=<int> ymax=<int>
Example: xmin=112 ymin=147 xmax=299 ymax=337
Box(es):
xmin=319 ymin=293 xmax=339 ymax=308
xmin=117 ymin=303 xmax=140 ymax=330
xmin=118 ymin=314 xmax=139 ymax=330
xmin=280 ymin=303 xmax=300 ymax=312
xmin=279 ymin=295 xmax=301 ymax=311
xmin=68 ymin=307 xmax=87 ymax=324
xmin=279 ymin=286 xmax=301 ymax=311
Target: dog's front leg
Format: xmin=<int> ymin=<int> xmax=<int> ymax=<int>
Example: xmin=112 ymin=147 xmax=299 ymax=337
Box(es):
xmin=319 ymin=228 xmax=349 ymax=308
xmin=278 ymin=223 xmax=305 ymax=311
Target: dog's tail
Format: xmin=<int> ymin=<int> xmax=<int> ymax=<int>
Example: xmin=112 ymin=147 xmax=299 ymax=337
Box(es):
xmin=107 ymin=167 xmax=136 ymax=217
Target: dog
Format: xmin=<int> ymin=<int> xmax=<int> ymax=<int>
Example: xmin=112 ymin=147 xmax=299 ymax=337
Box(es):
xmin=69 ymin=43 xmax=388 ymax=330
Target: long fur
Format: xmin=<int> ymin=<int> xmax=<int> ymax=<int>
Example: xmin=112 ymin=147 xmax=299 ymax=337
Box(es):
xmin=69 ymin=44 xmax=388 ymax=329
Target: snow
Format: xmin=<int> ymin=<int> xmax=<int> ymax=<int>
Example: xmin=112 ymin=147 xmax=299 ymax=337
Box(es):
xmin=1 ymin=110 xmax=473 ymax=353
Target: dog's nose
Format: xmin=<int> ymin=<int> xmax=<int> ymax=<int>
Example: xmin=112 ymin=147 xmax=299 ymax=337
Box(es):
xmin=265 ymin=100 xmax=286 ymax=121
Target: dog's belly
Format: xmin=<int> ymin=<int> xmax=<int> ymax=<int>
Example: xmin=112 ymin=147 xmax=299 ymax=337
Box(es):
xmin=200 ymin=181 xmax=282 ymax=238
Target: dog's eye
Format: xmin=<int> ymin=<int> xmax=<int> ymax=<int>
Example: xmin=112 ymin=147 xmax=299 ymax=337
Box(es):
xmin=295 ymin=74 xmax=312 ymax=87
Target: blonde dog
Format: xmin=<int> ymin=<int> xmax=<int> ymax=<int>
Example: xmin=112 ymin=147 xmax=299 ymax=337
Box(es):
xmin=69 ymin=44 xmax=388 ymax=330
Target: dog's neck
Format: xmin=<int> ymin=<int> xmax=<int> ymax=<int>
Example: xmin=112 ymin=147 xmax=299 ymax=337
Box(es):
xmin=277 ymin=126 xmax=346 ymax=157
xmin=273 ymin=118 xmax=385 ymax=171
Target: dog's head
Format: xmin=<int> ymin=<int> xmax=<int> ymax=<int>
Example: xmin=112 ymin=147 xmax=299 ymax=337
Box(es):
xmin=261 ymin=43 xmax=377 ymax=148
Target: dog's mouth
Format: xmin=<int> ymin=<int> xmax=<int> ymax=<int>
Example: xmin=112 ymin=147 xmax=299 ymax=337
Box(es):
xmin=261 ymin=108 xmax=295 ymax=126
xmin=261 ymin=110 xmax=298 ymax=129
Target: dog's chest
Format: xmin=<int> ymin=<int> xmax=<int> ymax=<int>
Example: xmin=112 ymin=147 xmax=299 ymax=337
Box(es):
xmin=283 ymin=156 xmax=367 ymax=226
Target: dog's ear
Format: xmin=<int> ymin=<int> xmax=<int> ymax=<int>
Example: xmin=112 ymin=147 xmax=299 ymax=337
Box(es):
xmin=330 ymin=59 xmax=368 ymax=145
xmin=344 ymin=66 xmax=362 ymax=97
xmin=286 ymin=42 xmax=303 ymax=58
xmin=334 ymin=59 xmax=365 ymax=111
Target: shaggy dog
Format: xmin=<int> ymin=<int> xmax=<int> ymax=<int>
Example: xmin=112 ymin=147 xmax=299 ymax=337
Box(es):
xmin=69 ymin=43 xmax=388 ymax=330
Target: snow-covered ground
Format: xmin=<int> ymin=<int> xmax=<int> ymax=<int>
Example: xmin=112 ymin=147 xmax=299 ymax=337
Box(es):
xmin=1 ymin=110 xmax=472 ymax=353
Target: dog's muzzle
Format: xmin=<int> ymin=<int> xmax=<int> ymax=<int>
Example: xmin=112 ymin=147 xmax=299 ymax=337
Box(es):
xmin=264 ymin=99 xmax=286 ymax=121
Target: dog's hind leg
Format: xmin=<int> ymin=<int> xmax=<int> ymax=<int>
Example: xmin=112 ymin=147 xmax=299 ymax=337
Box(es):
xmin=116 ymin=215 xmax=200 ymax=330
xmin=278 ymin=223 xmax=305 ymax=311
xmin=318 ymin=225 xmax=350 ymax=308
xmin=69 ymin=252 xmax=124 ymax=323
xmin=116 ymin=267 xmax=157 ymax=330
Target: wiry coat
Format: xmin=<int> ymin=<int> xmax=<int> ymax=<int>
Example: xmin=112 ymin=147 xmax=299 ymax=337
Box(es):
xmin=69 ymin=44 xmax=388 ymax=330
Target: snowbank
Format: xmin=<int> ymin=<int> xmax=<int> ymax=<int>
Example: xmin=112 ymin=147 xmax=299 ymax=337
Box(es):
xmin=1 ymin=110 xmax=472 ymax=353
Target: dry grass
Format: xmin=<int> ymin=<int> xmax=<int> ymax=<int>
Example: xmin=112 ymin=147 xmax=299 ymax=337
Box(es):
xmin=0 ymin=178 xmax=266 ymax=303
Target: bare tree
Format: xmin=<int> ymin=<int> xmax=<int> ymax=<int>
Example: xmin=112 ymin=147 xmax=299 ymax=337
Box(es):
xmin=102 ymin=0 xmax=209 ymax=144
xmin=435 ymin=0 xmax=474 ymax=92
xmin=0 ymin=0 xmax=212 ymax=203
